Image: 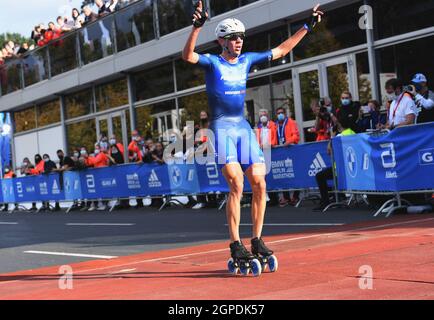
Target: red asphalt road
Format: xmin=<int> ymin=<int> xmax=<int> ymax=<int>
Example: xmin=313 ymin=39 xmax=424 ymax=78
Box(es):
xmin=1 ymin=214 xmax=434 ymax=300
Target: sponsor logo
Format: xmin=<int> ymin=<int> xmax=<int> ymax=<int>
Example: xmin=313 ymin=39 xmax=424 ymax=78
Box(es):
xmin=101 ymin=178 xmax=117 ymax=188
xmin=419 ymin=148 xmax=434 ymax=165
xmin=271 ymin=158 xmax=295 ymax=180
xmin=86 ymin=175 xmax=96 ymax=193
xmin=345 ymin=147 xmax=357 ymax=178
xmin=308 ymin=153 xmax=327 ymax=177
xmin=126 ymin=173 xmax=141 ymax=189
xmin=206 ymin=163 xmax=220 ymax=185
xmin=170 ymin=166 xmax=182 ymax=187
xmin=187 ymin=169 xmax=195 ymax=182
xmin=363 ymin=153 xmax=370 ymax=171
xmin=148 ymin=169 xmax=162 ymax=188
xmin=39 ymin=182 xmax=48 ymax=195
xmin=380 ymin=143 xmax=397 ymax=179
xmin=52 ymin=180 xmax=60 ymax=194
xmin=16 ymin=182 xmax=23 ymax=197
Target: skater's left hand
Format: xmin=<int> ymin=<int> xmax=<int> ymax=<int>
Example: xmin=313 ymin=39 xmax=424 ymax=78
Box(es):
xmin=306 ymin=4 xmax=324 ymax=31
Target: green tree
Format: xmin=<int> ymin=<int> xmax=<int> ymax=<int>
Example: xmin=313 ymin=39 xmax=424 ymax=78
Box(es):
xmin=0 ymin=32 xmax=32 ymax=48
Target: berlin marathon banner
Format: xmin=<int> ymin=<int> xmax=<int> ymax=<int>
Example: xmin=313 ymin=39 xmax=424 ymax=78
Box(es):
xmin=333 ymin=122 xmax=434 ymax=192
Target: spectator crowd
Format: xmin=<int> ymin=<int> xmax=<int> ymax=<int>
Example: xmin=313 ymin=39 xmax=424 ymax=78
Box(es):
xmin=1 ymin=72 xmax=433 ymax=213
xmin=0 ymin=0 xmax=138 ymax=65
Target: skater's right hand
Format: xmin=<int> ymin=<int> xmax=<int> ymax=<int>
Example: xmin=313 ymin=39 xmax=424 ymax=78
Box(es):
xmin=192 ymin=0 xmax=208 ymax=28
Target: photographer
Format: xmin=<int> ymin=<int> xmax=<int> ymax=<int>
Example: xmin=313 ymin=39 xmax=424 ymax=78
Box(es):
xmin=335 ymin=91 xmax=360 ymax=133
xmin=356 ymin=100 xmax=385 ymax=132
xmin=407 ymin=73 xmax=434 ymax=124
xmin=383 ymin=78 xmax=417 ymax=130
xmin=309 ymin=99 xmax=333 ymax=142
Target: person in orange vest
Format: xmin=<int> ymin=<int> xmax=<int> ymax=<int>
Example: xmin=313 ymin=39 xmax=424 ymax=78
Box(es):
xmin=128 ymin=130 xmax=143 ymax=162
xmin=34 ymin=154 xmax=45 ymax=174
xmin=85 ymin=144 xmax=109 ymax=211
xmin=273 ymin=107 xmax=300 ymax=207
xmin=1 ymin=166 xmax=18 ymax=212
xmin=20 ymin=157 xmax=38 ymax=211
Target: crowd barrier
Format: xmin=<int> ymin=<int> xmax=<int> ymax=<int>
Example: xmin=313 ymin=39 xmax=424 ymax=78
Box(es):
xmin=0 ymin=141 xmax=330 ymax=205
xmin=331 ymin=122 xmax=434 ymax=216
xmin=2 ymin=122 xmax=433 ymax=217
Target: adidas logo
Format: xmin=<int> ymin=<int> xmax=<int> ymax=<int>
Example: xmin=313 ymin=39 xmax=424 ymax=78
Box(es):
xmin=52 ymin=180 xmax=60 ymax=194
xmin=148 ymin=170 xmax=162 ymax=187
xmin=308 ymin=152 xmax=327 ymax=177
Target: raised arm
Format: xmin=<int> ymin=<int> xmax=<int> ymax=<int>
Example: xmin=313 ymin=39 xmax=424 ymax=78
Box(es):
xmin=182 ymin=0 xmax=208 ymax=64
xmin=272 ymin=4 xmax=324 ymax=60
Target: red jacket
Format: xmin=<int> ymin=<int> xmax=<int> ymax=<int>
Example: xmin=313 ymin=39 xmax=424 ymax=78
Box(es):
xmin=275 ymin=118 xmax=300 ymax=145
xmin=128 ymin=141 xmax=143 ymax=161
xmin=86 ymin=153 xmax=109 ymax=168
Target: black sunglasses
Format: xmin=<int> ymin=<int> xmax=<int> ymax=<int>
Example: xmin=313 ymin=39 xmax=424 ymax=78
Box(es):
xmin=223 ymin=32 xmax=245 ymax=41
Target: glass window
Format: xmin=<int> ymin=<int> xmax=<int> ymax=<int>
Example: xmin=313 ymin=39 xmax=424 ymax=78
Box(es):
xmin=269 ymin=25 xmax=290 ymax=67
xmin=270 ymin=71 xmax=295 ymax=121
xmin=178 ymin=91 xmax=209 ymax=126
xmin=66 ymin=119 xmax=96 ymax=153
xmin=356 ymin=52 xmax=372 ymax=105
xmin=79 ymin=15 xmax=115 ymax=65
xmin=95 ymin=78 xmax=129 ymax=112
xmin=14 ymin=107 xmax=36 ymax=133
xmin=48 ymin=32 xmax=78 ymax=77
xmin=158 ymin=0 xmax=192 ymax=36
xmin=242 ymin=29 xmax=270 ymax=71
xmin=65 ymin=88 xmax=94 ymax=119
xmin=37 ymin=100 xmax=61 ymax=127
xmin=136 ymin=99 xmax=175 ymax=140
xmin=326 ymin=63 xmax=349 ymax=108
xmin=22 ymin=48 xmax=48 ymax=87
xmin=175 ymin=59 xmax=205 ymax=91
xmin=290 ymin=1 xmax=365 ymax=61
xmin=1 ymin=59 xmax=22 ymax=95
xmin=299 ymin=69 xmax=320 ymax=122
xmin=375 ymin=35 xmax=434 ymax=103
xmin=371 ymin=0 xmax=434 ymax=40
xmin=246 ymin=75 xmax=271 ymax=125
xmin=210 ymin=0 xmax=259 ymax=16
xmin=134 ymin=62 xmax=174 ymax=101
xmin=115 ymin=0 xmax=154 ymax=52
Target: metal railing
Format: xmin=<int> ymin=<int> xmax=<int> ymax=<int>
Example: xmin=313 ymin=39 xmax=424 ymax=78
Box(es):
xmin=0 ymin=0 xmax=260 ymax=98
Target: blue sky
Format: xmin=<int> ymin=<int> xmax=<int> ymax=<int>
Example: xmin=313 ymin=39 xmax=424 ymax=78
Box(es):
xmin=0 ymin=0 xmax=85 ymax=38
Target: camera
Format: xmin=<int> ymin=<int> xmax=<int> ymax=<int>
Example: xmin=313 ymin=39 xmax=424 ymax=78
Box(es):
xmin=319 ymin=98 xmax=325 ymax=107
xmin=403 ymin=85 xmax=415 ymax=93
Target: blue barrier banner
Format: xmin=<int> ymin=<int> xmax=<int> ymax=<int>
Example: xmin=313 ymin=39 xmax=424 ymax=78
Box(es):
xmin=14 ymin=176 xmax=39 ymax=202
xmin=2 ymin=179 xmax=16 ymax=203
xmin=64 ymin=171 xmax=83 ymax=200
xmin=333 ymin=122 xmax=434 ymax=192
xmin=265 ymin=141 xmax=331 ymax=190
xmin=195 ymin=162 xmax=230 ymax=193
xmin=167 ymin=163 xmax=200 ymax=195
xmin=34 ymin=174 xmax=65 ymax=201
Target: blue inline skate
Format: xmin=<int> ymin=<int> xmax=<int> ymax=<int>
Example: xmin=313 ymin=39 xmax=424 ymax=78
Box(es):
xmin=251 ymin=237 xmax=278 ymax=273
xmin=227 ymin=241 xmax=262 ymax=277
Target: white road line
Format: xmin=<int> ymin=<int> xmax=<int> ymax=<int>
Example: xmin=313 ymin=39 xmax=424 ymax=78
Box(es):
xmin=66 ymin=223 xmax=135 ymax=226
xmin=0 ymin=222 xmax=18 ymax=225
xmin=229 ymin=223 xmax=346 ymax=226
xmin=24 ymin=251 xmax=117 ymax=259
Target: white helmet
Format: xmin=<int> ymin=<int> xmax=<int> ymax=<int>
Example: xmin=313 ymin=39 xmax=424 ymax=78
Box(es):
xmin=215 ymin=18 xmax=245 ymax=39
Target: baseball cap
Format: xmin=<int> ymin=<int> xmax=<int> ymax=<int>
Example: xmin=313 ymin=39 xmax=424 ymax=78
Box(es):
xmin=411 ymin=73 xmax=427 ymax=83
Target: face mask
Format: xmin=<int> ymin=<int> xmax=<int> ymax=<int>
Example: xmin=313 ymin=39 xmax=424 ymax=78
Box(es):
xmin=386 ymin=93 xmax=397 ymax=101
xmin=169 ymin=136 xmax=177 ymax=143
xmin=94 ymin=149 xmax=100 ymax=155
xmin=74 ymin=152 xmax=79 ymax=158
xmin=80 ymin=150 xmax=87 ymax=155
xmin=133 ymin=136 xmax=139 ymax=141
xmin=260 ymin=116 xmax=268 ymax=124
xmin=326 ymin=106 xmax=332 ymax=113
xmin=109 ymin=139 xmax=116 ymax=145
xmin=277 ymin=114 xmax=285 ymax=122
xmin=341 ymin=99 xmax=351 ymax=106
xmin=100 ymin=142 xmax=108 ymax=150
xmin=111 ymin=148 xmax=118 ymax=154
xmin=5 ymin=169 xmax=10 ymax=173
xmin=44 ymin=158 xmax=49 ymax=162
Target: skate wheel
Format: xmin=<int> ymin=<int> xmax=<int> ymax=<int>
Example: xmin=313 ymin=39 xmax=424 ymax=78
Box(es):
xmin=227 ymin=258 xmax=239 ymax=275
xmin=267 ymin=255 xmax=278 ymax=272
xmin=239 ymin=263 xmax=250 ymax=276
xmin=250 ymin=259 xmax=262 ymax=277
